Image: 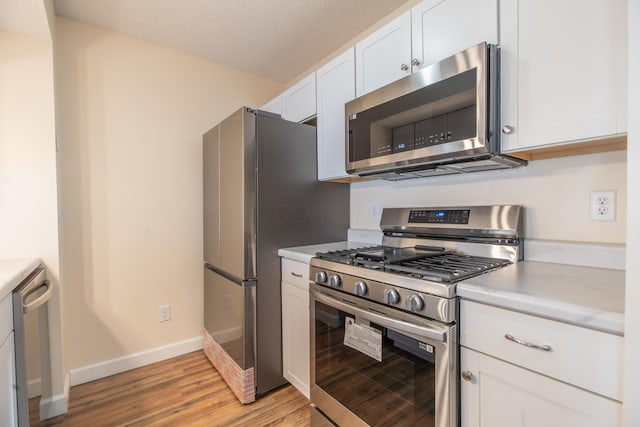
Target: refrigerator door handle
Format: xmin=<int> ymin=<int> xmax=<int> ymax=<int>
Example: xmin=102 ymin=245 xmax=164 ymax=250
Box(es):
xmin=205 ymin=263 xmax=256 ymax=287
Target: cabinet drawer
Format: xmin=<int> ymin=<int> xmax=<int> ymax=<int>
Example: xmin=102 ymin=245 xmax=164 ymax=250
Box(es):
xmin=0 ymin=294 xmax=12 ymax=342
xmin=460 ymin=300 xmax=623 ymax=401
xmin=281 ymin=258 xmax=310 ymax=289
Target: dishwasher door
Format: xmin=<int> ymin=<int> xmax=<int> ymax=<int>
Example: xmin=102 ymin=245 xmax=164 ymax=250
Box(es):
xmin=12 ymin=267 xmax=52 ymax=426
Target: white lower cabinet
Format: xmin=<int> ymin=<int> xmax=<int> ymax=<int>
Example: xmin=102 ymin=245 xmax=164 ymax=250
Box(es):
xmin=461 ymin=348 xmax=622 ymax=427
xmin=460 ymin=300 xmax=623 ymax=427
xmin=1 ymin=293 xmax=18 ymax=427
xmin=281 ymin=258 xmax=310 ymax=399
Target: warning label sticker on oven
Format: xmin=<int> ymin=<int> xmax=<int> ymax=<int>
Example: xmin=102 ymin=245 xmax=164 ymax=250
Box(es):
xmin=344 ymin=317 xmax=382 ymax=362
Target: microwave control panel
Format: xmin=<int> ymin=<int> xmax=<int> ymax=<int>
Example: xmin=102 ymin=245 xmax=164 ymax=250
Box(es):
xmin=390 ymin=105 xmax=476 ymax=155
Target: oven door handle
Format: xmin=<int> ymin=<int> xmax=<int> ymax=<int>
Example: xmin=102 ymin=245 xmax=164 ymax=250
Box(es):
xmin=312 ymin=290 xmax=447 ymax=343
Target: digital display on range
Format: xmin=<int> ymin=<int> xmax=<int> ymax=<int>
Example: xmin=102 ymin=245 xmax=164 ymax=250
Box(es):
xmin=408 ymin=209 xmax=470 ymax=224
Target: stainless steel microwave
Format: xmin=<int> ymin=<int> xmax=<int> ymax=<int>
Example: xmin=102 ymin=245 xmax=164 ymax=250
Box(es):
xmin=345 ymin=42 xmax=526 ymax=180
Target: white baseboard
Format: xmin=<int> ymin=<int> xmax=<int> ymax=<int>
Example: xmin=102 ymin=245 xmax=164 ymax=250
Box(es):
xmin=39 ymin=373 xmax=70 ymax=420
xmin=28 ymin=378 xmax=42 ymax=399
xmin=69 ymin=335 xmax=203 ymax=387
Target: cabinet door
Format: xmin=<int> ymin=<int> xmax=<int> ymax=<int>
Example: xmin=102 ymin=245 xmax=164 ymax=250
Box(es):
xmin=260 ymin=94 xmax=284 ymax=116
xmin=283 ymin=73 xmax=316 ymax=123
xmin=316 ymin=48 xmax=355 ymax=181
xmin=411 ymin=0 xmax=498 ymax=69
xmin=0 ymin=333 xmax=18 ymax=427
xmin=461 ymin=348 xmax=622 ymax=427
xmin=500 ymin=0 xmax=627 ymax=152
xmin=281 ymin=280 xmax=310 ymax=399
xmin=355 ymin=11 xmax=412 ymax=96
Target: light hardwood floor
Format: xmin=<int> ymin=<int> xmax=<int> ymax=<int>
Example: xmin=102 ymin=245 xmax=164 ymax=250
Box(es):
xmin=29 ymin=350 xmax=311 ymax=426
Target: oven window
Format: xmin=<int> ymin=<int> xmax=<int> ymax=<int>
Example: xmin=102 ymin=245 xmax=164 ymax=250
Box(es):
xmin=314 ymin=301 xmax=436 ymax=427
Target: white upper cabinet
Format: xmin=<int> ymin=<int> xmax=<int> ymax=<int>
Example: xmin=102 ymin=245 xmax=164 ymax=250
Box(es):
xmin=260 ymin=72 xmax=316 ymax=123
xmin=260 ymin=94 xmax=283 ymax=116
xmin=355 ymin=11 xmax=412 ymax=97
xmin=283 ymin=72 xmax=317 ymax=123
xmin=500 ymin=0 xmax=627 ymax=153
xmin=355 ymin=1 xmax=499 ymax=98
xmin=316 ymin=48 xmax=356 ymax=181
xmin=411 ymin=0 xmax=498 ymax=69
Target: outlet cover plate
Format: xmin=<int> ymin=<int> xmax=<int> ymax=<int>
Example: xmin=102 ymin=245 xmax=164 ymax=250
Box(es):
xmin=159 ymin=304 xmax=171 ymax=322
xmin=590 ymin=191 xmax=616 ymax=221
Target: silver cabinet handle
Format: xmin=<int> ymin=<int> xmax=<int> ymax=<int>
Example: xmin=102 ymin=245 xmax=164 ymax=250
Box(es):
xmin=461 ymin=370 xmax=473 ymax=381
xmin=411 ymin=58 xmax=420 ymax=66
xmin=504 ymin=333 xmax=552 ymax=352
xmin=400 ymin=63 xmax=409 ymax=71
xmin=290 ymin=272 xmax=303 ymax=278
xmin=502 ymin=125 xmax=514 ymax=134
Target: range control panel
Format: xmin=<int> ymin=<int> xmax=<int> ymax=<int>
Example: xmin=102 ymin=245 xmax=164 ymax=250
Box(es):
xmin=408 ymin=209 xmax=470 ymax=224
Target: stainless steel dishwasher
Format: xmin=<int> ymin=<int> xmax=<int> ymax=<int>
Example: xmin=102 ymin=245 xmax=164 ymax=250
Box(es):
xmin=12 ymin=266 xmax=52 ymax=426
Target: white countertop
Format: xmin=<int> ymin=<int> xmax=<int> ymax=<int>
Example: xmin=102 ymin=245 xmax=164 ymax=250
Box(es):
xmin=278 ymin=241 xmax=376 ymax=264
xmin=0 ymin=258 xmax=42 ymax=301
xmin=457 ymin=261 xmax=625 ymax=335
xmin=279 ymin=241 xmax=625 ymax=335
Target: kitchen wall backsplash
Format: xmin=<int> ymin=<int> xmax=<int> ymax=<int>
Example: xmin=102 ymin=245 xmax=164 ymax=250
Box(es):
xmin=351 ymin=150 xmax=626 ymax=244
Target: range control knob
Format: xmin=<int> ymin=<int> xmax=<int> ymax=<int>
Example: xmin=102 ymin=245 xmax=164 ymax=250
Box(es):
xmin=315 ymin=271 xmax=328 ymax=284
xmin=409 ymin=295 xmax=425 ymax=312
xmin=329 ymin=274 xmax=342 ymax=288
xmin=354 ymin=281 xmax=368 ymax=296
xmin=386 ymin=289 xmax=400 ymax=305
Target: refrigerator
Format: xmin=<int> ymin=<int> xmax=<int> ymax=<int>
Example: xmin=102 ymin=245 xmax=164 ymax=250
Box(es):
xmin=202 ymin=107 xmax=349 ymax=403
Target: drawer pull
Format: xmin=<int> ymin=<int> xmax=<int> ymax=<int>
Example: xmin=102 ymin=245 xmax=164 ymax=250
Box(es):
xmin=290 ymin=272 xmax=304 ymax=278
xmin=461 ymin=370 xmax=474 ymax=382
xmin=504 ymin=333 xmax=552 ymax=352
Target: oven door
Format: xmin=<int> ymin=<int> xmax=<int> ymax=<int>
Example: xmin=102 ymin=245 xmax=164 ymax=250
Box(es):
xmin=310 ymin=284 xmax=457 ymax=427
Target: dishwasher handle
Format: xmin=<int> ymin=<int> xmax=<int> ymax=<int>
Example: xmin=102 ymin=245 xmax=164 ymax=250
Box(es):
xmin=19 ymin=268 xmax=52 ymax=314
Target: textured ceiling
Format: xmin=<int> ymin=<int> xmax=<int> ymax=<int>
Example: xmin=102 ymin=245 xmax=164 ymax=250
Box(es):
xmin=52 ymin=0 xmax=411 ymax=83
xmin=0 ymin=0 xmax=52 ymax=39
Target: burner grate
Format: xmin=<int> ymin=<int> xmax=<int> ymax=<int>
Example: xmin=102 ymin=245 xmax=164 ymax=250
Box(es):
xmin=315 ymin=246 xmax=384 ymax=265
xmin=384 ymin=254 xmax=512 ymax=283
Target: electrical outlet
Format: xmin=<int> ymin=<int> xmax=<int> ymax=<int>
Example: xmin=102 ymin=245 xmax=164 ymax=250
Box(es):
xmin=159 ymin=304 xmax=171 ymax=322
xmin=224 ymin=295 xmax=232 ymax=310
xmin=369 ymin=202 xmax=380 ymax=220
xmin=590 ymin=191 xmax=616 ymax=221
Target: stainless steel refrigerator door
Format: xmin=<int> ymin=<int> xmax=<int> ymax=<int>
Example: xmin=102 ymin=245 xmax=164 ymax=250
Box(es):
xmin=203 ymin=124 xmax=221 ymax=268
xmin=204 ymin=265 xmax=256 ymax=369
xmin=219 ymin=109 xmax=257 ymax=280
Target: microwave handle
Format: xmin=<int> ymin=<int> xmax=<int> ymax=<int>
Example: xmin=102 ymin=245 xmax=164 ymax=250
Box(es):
xmin=312 ymin=289 xmax=447 ymax=343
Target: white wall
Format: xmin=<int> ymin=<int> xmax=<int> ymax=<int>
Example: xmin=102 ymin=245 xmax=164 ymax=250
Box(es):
xmin=0 ymin=30 xmax=58 ymax=273
xmin=55 ymin=17 xmax=284 ymax=372
xmin=351 ymin=151 xmax=627 ymax=244
xmin=0 ymin=28 xmax=65 ymax=405
xmin=623 ymin=1 xmax=639 ymax=425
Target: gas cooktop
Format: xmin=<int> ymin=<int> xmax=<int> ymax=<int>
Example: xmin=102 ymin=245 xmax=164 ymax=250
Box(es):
xmin=315 ymin=245 xmax=511 ymax=283
xmin=309 ymin=206 xmax=524 ymax=315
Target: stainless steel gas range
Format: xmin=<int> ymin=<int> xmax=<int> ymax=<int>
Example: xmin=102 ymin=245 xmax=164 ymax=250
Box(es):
xmin=309 ymin=205 xmax=524 ymax=427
